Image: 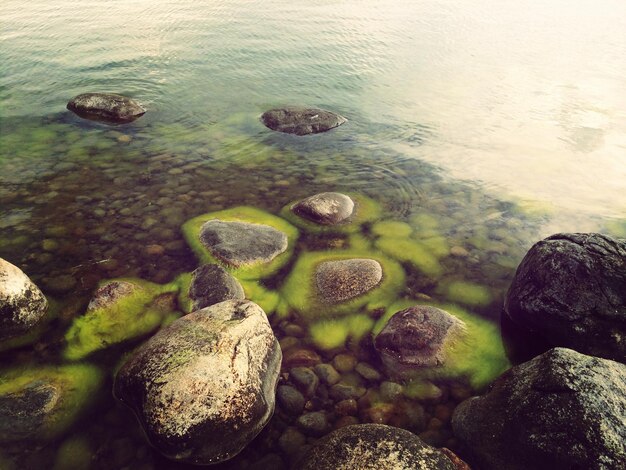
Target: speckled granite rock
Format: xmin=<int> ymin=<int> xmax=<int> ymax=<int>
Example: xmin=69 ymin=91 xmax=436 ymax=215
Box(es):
xmin=316 ymin=259 xmax=382 ymax=303
xmin=452 ymin=348 xmax=626 ymax=470
xmin=261 ymin=106 xmax=346 ymax=135
xmin=67 ymin=93 xmax=145 ymax=123
xmin=188 ymin=264 xmax=244 ymax=310
xmin=113 ymin=300 xmax=281 ymax=465
xmin=291 ymin=193 xmax=354 ymax=225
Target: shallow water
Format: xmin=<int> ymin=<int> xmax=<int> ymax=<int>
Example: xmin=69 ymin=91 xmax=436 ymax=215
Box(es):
xmin=1 ymin=0 xmax=625 ymax=468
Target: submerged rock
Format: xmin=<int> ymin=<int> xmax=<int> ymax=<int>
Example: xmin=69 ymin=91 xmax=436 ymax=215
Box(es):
xmin=296 ymin=424 xmax=459 ymax=469
xmin=199 ymin=220 xmax=288 ymax=268
xmin=188 ymin=264 xmax=244 ymax=310
xmin=504 ymin=232 xmax=626 ymax=362
xmin=113 ymin=300 xmax=281 ymax=465
xmin=452 ymin=348 xmax=626 ymax=470
xmin=291 ymin=192 xmax=355 ymax=226
xmin=67 ymin=93 xmax=145 ymax=124
xmin=375 ymin=306 xmax=466 ymax=376
xmin=0 ymin=364 xmax=103 ymax=443
xmin=261 ymin=106 xmax=347 ymax=135
xmin=316 ymin=258 xmax=383 ymax=303
xmin=0 ymin=257 xmax=48 ymax=341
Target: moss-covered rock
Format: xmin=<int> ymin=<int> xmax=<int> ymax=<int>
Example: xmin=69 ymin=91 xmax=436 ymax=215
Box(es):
xmin=440 ymin=280 xmax=493 ymax=307
xmin=63 ymin=278 xmax=181 ymax=360
xmin=182 ymin=206 xmax=298 ymax=279
xmin=0 ymin=364 xmax=103 ymax=443
xmin=375 ymin=237 xmax=444 ymax=278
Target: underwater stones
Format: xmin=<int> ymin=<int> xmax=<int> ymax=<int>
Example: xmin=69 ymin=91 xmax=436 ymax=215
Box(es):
xmin=199 ymin=219 xmax=288 ymax=268
xmin=188 ymin=264 xmax=244 ymax=310
xmin=375 ymin=306 xmax=466 ymax=376
xmin=291 ymin=192 xmax=354 ymax=226
xmin=113 ymin=300 xmax=281 ymax=465
xmin=0 ymin=364 xmax=103 ymax=443
xmin=0 ymin=257 xmax=48 ymax=341
xmin=67 ymin=93 xmax=145 ymax=124
xmin=261 ymin=106 xmax=347 ymax=136
xmin=452 ymin=348 xmax=626 ymax=470
xmin=86 ymin=280 xmax=137 ymax=310
xmin=504 ymin=233 xmax=626 ymax=362
xmin=297 ymin=424 xmax=459 ymax=470
xmin=316 ymin=259 xmax=383 ymax=304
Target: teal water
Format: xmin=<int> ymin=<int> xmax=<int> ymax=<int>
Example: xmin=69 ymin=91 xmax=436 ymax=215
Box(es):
xmin=1 ymin=0 xmax=625 ymax=468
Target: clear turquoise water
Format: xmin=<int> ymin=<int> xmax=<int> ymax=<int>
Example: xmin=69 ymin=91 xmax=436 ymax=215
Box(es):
xmin=1 ymin=0 xmax=625 ymax=468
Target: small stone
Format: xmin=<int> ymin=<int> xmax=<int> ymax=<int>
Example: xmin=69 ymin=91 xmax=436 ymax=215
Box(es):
xmin=450 ymin=246 xmax=469 ymax=258
xmin=334 ymin=416 xmax=360 ymax=429
xmin=289 ymin=367 xmax=319 ymax=397
xmin=283 ymin=348 xmax=321 ymax=368
xmin=330 ymin=383 xmax=366 ymax=401
xmin=296 ymin=412 xmax=329 ymax=437
xmin=314 ymin=364 xmax=341 ymax=386
xmin=355 ymin=362 xmax=382 ymax=381
xmin=316 ymin=259 xmax=382 ymax=303
xmin=335 ymin=399 xmax=358 ymax=416
xmin=42 ymin=274 xmax=77 ymax=295
xmin=67 ymin=93 xmax=145 ymax=124
xmin=379 ymin=381 xmax=404 ymax=402
xmin=188 ymin=264 xmax=245 ymax=310
xmin=333 ymin=354 xmax=357 ymax=373
xmin=278 ymin=427 xmax=306 ymax=455
xmin=279 ymin=336 xmax=299 ymax=352
xmin=145 ymin=244 xmax=165 ymax=256
xmin=42 ymin=239 xmax=59 ymax=251
xmin=367 ymin=403 xmax=396 ymax=425
xmin=292 ymin=192 xmax=354 ymax=226
xmin=282 ymin=323 xmax=305 ymax=338
xmin=277 ymin=385 xmax=305 ymax=415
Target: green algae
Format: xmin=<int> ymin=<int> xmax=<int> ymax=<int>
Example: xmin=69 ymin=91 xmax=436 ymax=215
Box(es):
xmin=309 ymin=314 xmax=375 ymax=350
xmin=182 ymin=206 xmax=299 ymax=280
xmin=375 ymin=237 xmax=444 ymax=278
xmin=280 ymin=193 xmax=382 ymax=234
xmin=173 ymin=272 xmax=193 ymax=313
xmin=441 ymin=280 xmax=493 ymax=307
xmin=371 ymin=220 xmax=413 ymax=238
xmin=53 ymin=435 xmax=93 ymax=470
xmin=373 ymin=300 xmax=509 ymax=390
xmin=0 ymin=364 xmax=103 ymax=442
xmin=63 ymin=278 xmax=180 ymax=360
xmin=280 ymin=249 xmax=405 ymax=321
xmin=240 ymin=279 xmax=281 ymax=315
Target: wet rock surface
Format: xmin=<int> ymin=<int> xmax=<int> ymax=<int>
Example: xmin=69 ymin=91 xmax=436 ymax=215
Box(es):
xmin=375 ymin=306 xmax=466 ymax=375
xmin=504 ymin=232 xmax=626 ymax=362
xmin=291 ymin=192 xmax=354 ymax=225
xmin=296 ymin=424 xmax=458 ymax=470
xmin=199 ymin=220 xmax=288 ymax=268
xmin=452 ymin=347 xmax=626 ymax=470
xmin=261 ymin=106 xmax=347 ymax=135
xmin=113 ymin=300 xmax=282 ymax=465
xmin=0 ymin=382 xmax=59 ymax=443
xmin=67 ymin=93 xmax=146 ymax=124
xmin=315 ymin=258 xmax=382 ymax=303
xmin=188 ymin=264 xmax=245 ymax=310
xmin=0 ymin=257 xmax=48 ymax=341
xmin=87 ymin=280 xmax=138 ymax=311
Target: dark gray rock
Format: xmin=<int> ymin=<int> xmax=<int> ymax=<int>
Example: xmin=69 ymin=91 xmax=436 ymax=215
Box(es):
xmin=289 ymin=367 xmax=319 ymax=397
xmin=0 ymin=382 xmax=58 ymax=443
xmin=452 ymin=348 xmax=626 ymax=470
xmin=504 ymin=232 xmax=626 ymax=363
xmin=67 ymin=92 xmax=145 ymax=124
xmin=113 ymin=300 xmax=282 ymax=465
xmin=277 ymin=385 xmax=305 ymax=416
xmin=291 ymin=192 xmax=354 ymax=225
xmin=199 ymin=220 xmax=288 ymax=268
xmin=261 ymin=106 xmax=347 ymax=136
xmin=313 ymin=364 xmax=341 ymax=386
xmin=296 ymin=411 xmax=329 ymax=437
xmin=374 ymin=306 xmax=466 ymax=376
xmin=0 ymin=257 xmax=48 ymax=341
xmin=296 ymin=424 xmax=458 ymax=470
xmin=188 ymin=264 xmax=244 ymax=310
xmin=315 ymin=258 xmax=382 ymax=303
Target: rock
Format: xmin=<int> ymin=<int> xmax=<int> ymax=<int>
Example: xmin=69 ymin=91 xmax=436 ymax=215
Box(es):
xmin=188 ymin=264 xmax=244 ymax=310
xmin=261 ymin=106 xmax=347 ymax=136
xmin=289 ymin=367 xmax=319 ymax=397
xmin=375 ymin=306 xmax=466 ymax=376
xmin=278 ymin=427 xmax=307 ymax=455
xmin=42 ymin=274 xmax=77 ymax=295
xmin=330 ymin=383 xmax=366 ymax=401
xmin=199 ymin=220 xmax=288 ymax=268
xmin=314 ymin=364 xmax=341 ymax=386
xmin=333 ymin=353 xmax=357 ymax=372
xmin=504 ymin=233 xmax=626 ymax=362
xmin=316 ymin=259 xmax=382 ymax=303
xmin=296 ymin=424 xmax=458 ymax=469
xmin=113 ymin=300 xmax=281 ymax=465
xmin=296 ymin=411 xmax=329 ymax=437
xmin=277 ymin=385 xmax=305 ymax=416
xmin=0 ymin=258 xmax=48 ymax=341
xmin=379 ymin=381 xmax=404 ymax=402
xmin=291 ymin=193 xmax=354 ymax=225
xmin=282 ymin=348 xmax=321 ymax=368
xmin=355 ymin=362 xmax=382 ymax=381
xmin=452 ymin=348 xmax=626 ymax=470
xmin=67 ymin=93 xmax=145 ymax=124
xmin=87 ymin=280 xmax=137 ymax=310
xmin=0 ymin=364 xmax=103 ymax=443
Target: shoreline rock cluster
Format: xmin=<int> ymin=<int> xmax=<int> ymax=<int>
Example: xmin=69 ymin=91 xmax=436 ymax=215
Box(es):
xmin=1 ymin=189 xmax=624 ymax=468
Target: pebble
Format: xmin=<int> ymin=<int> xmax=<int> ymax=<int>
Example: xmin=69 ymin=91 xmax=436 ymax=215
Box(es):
xmin=314 ymin=364 xmax=341 ymax=386
xmin=332 ymin=353 xmax=357 ymax=373
xmin=144 ymin=244 xmax=165 ymax=256
xmin=334 ymin=416 xmax=360 ymax=429
xmin=330 ymin=383 xmax=366 ymax=401
xmin=278 ymin=427 xmax=307 ymax=455
xmin=289 ymin=367 xmax=319 ymax=397
xmin=334 ymin=399 xmax=358 ymax=416
xmin=355 ymin=362 xmax=382 ymax=381
xmin=277 ymin=385 xmax=305 ymax=416
xmin=279 ymin=336 xmax=299 ymax=352
xmin=296 ymin=412 xmax=328 ymax=437
xmin=366 ymin=403 xmax=396 ymax=424
xmin=282 ymin=348 xmax=321 ymax=368
xmin=282 ymin=323 xmax=305 ymax=338
xmin=42 ymin=274 xmax=77 ymax=294
xmin=450 ymin=246 xmax=469 ymax=257
xmin=379 ymin=381 xmax=403 ymax=402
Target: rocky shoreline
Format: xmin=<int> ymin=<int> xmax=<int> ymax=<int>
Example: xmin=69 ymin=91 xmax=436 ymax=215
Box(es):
xmin=1 ymin=190 xmax=624 ymax=469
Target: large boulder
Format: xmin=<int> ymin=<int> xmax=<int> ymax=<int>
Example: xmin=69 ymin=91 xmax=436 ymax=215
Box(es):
xmin=316 ymin=258 xmax=382 ymax=303
xmin=291 ymin=192 xmax=354 ymax=226
xmin=113 ymin=300 xmax=281 ymax=465
xmin=0 ymin=258 xmax=48 ymax=341
xmin=261 ymin=106 xmax=347 ymax=135
xmin=67 ymin=92 xmax=145 ymax=124
xmin=188 ymin=264 xmax=245 ymax=311
xmin=296 ymin=424 xmax=460 ymax=469
xmin=452 ymin=348 xmax=626 ymax=470
xmin=375 ymin=305 xmax=466 ymax=376
xmin=199 ymin=220 xmax=288 ymax=268
xmin=504 ymin=233 xmax=626 ymax=363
